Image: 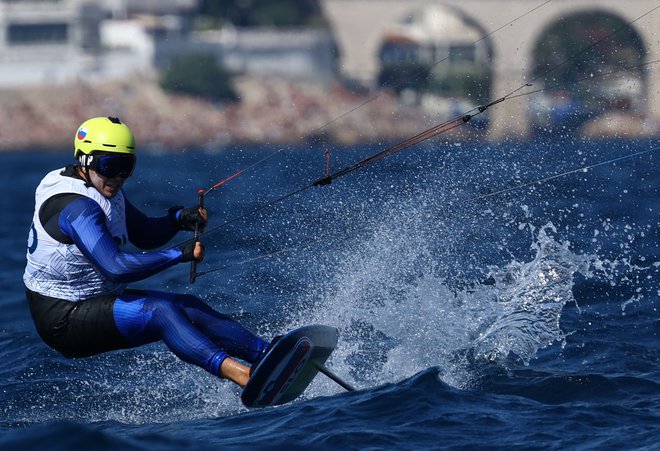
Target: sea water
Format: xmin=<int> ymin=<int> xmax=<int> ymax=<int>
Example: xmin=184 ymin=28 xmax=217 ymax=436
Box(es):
xmin=0 ymin=137 xmax=658 ymax=449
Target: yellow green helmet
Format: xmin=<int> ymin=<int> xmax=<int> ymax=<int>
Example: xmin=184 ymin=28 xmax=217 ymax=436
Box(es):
xmin=74 ymin=116 xmax=136 ymax=158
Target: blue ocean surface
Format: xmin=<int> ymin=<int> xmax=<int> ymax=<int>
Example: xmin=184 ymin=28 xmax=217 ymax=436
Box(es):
xmin=0 ymin=137 xmax=658 ymax=450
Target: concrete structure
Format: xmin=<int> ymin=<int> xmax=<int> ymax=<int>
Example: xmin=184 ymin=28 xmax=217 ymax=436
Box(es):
xmin=0 ymin=0 xmax=100 ymax=86
xmin=0 ymin=0 xmax=197 ymax=86
xmin=0 ymin=0 xmax=336 ymax=87
xmin=187 ymin=28 xmax=337 ymax=83
xmin=2 ymin=0 xmax=657 ymax=138
xmin=321 ymin=0 xmax=660 ymax=139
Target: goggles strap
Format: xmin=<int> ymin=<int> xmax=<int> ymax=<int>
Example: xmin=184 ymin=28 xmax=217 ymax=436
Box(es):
xmin=78 ymin=154 xmax=93 ymax=167
xmin=76 ymin=154 xmax=95 ymax=187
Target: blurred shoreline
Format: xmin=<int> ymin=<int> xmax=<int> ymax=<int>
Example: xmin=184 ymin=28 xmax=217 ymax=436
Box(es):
xmin=0 ymin=75 xmax=656 ymax=152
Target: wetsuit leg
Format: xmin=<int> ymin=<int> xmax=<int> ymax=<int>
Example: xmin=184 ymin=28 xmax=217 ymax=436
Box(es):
xmin=170 ymin=292 xmax=269 ymax=362
xmin=113 ymin=290 xmax=268 ymax=377
xmin=26 ymin=288 xmax=131 ymax=358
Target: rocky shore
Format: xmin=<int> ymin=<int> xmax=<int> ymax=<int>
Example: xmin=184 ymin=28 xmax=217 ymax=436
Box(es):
xmin=0 ymin=76 xmax=432 ymax=152
xmin=0 ymin=75 xmax=656 ymax=152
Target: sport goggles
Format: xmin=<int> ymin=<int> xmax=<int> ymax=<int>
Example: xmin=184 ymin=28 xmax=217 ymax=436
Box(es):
xmin=89 ymin=154 xmax=136 ymax=179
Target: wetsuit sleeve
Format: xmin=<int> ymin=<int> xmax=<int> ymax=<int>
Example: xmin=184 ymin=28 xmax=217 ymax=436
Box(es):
xmin=125 ymin=198 xmax=179 ymax=250
xmin=59 ymin=197 xmax=185 ymax=283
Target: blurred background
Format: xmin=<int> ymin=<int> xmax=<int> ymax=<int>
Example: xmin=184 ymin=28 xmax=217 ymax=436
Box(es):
xmin=0 ymin=0 xmax=658 ymax=151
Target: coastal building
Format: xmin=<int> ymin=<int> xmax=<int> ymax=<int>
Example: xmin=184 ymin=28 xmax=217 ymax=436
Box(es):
xmin=186 ymin=27 xmax=337 ymax=83
xmin=377 ymin=4 xmax=489 ymax=77
xmin=0 ymin=0 xmax=336 ymax=88
xmin=0 ymin=0 xmax=99 ymax=86
xmin=2 ymin=0 xmax=655 ymax=138
xmin=0 ymin=0 xmax=198 ymax=87
xmin=375 ymin=3 xmax=491 ymax=125
xmin=321 ymin=0 xmax=660 ymax=138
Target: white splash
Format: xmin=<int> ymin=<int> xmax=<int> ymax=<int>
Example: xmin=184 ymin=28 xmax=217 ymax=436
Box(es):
xmin=303 ymin=214 xmax=596 ymax=392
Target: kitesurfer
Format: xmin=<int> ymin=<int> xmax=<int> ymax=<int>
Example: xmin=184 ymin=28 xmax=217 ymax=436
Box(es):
xmin=23 ymin=116 xmax=269 ymax=387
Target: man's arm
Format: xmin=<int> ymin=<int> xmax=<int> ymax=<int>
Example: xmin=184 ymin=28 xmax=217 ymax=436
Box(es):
xmin=124 ymin=198 xmax=180 ymax=250
xmin=59 ymin=197 xmax=191 ymax=283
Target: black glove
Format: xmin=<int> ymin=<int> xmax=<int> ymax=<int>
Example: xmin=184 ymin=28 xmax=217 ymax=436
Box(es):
xmin=169 ymin=205 xmax=208 ymax=231
xmin=179 ymin=242 xmax=197 ymax=262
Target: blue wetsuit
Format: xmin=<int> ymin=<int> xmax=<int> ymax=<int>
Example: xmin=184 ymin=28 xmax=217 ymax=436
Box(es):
xmin=25 ymin=168 xmax=268 ymax=378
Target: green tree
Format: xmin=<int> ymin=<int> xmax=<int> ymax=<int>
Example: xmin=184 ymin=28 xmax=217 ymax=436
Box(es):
xmin=532 ymin=11 xmax=645 ymax=104
xmin=160 ymin=53 xmax=238 ymax=101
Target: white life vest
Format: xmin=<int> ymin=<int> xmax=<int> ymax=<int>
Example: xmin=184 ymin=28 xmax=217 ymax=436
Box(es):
xmin=23 ymin=167 xmax=129 ymax=301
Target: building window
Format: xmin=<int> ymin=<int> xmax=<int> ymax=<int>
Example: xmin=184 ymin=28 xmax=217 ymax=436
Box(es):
xmin=449 ymin=45 xmax=476 ymax=63
xmin=7 ymin=23 xmax=68 ymax=44
xmin=380 ymin=41 xmax=421 ymax=64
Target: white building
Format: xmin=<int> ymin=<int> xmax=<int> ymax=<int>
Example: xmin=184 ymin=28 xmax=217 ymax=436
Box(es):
xmin=0 ymin=0 xmax=93 ymax=86
xmin=0 ymin=0 xmax=197 ymax=87
xmin=0 ymin=0 xmax=337 ymax=88
xmin=188 ymin=27 xmax=337 ymax=83
xmin=378 ymin=4 xmax=490 ymax=76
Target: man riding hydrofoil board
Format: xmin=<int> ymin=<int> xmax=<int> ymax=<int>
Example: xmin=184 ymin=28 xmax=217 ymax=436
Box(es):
xmin=24 ymin=116 xmax=272 ymax=388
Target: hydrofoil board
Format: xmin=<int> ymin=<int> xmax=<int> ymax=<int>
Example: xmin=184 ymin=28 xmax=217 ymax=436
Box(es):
xmin=241 ymin=325 xmax=338 ymax=408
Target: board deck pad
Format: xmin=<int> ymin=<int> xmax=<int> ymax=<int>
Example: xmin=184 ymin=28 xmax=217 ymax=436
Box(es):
xmin=241 ymin=325 xmax=338 ymax=408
